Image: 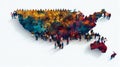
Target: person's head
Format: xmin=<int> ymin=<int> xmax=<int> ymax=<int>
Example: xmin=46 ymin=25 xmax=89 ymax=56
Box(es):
xmin=101 ymin=9 xmax=106 ymax=13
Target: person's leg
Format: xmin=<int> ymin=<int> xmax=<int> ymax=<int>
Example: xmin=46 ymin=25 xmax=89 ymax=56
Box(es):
xmin=35 ymin=36 xmax=38 ymax=40
xmin=35 ymin=34 xmax=39 ymax=40
xmin=12 ymin=14 xmax=14 ymax=19
xmin=49 ymin=39 xmax=52 ymax=42
xmin=94 ymin=34 xmax=96 ymax=39
xmin=61 ymin=43 xmax=64 ymax=49
xmin=67 ymin=38 xmax=69 ymax=45
xmin=110 ymin=55 xmax=114 ymax=60
xmin=58 ymin=44 xmax=61 ymax=49
xmin=54 ymin=42 xmax=57 ymax=49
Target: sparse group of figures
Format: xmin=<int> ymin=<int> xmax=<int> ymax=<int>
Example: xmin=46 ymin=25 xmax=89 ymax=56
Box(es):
xmin=52 ymin=30 xmax=107 ymax=49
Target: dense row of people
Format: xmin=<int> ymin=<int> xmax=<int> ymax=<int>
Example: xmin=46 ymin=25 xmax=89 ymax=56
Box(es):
xmin=11 ymin=9 xmax=111 ymax=49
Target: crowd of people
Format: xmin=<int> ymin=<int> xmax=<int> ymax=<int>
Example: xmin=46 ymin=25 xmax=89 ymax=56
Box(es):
xmin=11 ymin=9 xmax=111 ymax=49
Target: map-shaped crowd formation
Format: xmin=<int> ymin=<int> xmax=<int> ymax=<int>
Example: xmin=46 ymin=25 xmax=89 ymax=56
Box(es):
xmin=11 ymin=9 xmax=111 ymax=53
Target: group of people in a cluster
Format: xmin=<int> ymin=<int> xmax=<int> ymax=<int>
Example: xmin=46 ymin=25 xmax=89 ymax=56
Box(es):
xmin=11 ymin=9 xmax=117 ymax=59
xmin=11 ymin=9 xmax=111 ymax=49
xmin=90 ymin=34 xmax=108 ymax=53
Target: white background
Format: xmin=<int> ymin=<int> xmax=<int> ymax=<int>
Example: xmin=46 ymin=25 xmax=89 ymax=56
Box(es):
xmin=0 ymin=0 xmax=120 ymax=67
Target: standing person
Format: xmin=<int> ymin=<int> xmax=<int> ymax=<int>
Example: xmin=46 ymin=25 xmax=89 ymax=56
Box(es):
xmin=35 ymin=32 xmax=39 ymax=40
xmin=108 ymin=13 xmax=111 ymax=20
xmin=101 ymin=9 xmax=106 ymax=18
xmin=61 ymin=41 xmax=64 ymax=49
xmin=87 ymin=34 xmax=90 ymax=41
xmin=57 ymin=39 xmax=61 ymax=49
xmin=79 ymin=34 xmax=81 ymax=41
xmin=49 ymin=35 xmax=52 ymax=42
xmin=94 ymin=33 xmax=97 ymax=39
xmin=110 ymin=51 xmax=117 ymax=60
xmin=12 ymin=11 xmax=17 ymax=19
xmin=66 ymin=37 xmax=69 ymax=45
xmin=54 ymin=42 xmax=57 ymax=49
xmin=101 ymin=36 xmax=104 ymax=42
xmin=86 ymin=33 xmax=90 ymax=41
xmin=103 ymin=37 xmax=107 ymax=43
xmin=85 ymin=34 xmax=87 ymax=41
xmin=90 ymin=30 xmax=94 ymax=38
xmin=11 ymin=12 xmax=13 ymax=19
xmin=94 ymin=33 xmax=100 ymax=39
xmin=97 ymin=36 xmax=100 ymax=43
xmin=60 ymin=37 xmax=64 ymax=49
